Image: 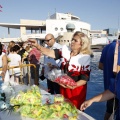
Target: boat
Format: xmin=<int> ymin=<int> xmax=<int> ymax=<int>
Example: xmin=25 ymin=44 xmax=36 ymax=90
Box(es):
xmin=0 ymin=12 xmax=91 ymax=45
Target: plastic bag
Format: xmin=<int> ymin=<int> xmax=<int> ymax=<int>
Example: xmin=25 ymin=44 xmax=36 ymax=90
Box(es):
xmin=54 ymin=74 xmax=77 ymax=86
xmin=48 ymin=68 xmax=77 ymax=86
xmin=1 ymin=83 xmax=15 ymax=102
xmin=47 ymin=68 xmax=62 ymax=81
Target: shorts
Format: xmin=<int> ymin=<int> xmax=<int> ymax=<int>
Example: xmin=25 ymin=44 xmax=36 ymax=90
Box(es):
xmin=9 ymin=68 xmax=21 ymax=76
xmin=106 ymin=98 xmax=119 ymax=114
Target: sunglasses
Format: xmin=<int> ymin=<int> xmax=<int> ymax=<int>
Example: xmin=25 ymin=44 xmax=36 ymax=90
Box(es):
xmin=44 ymin=38 xmax=52 ymax=43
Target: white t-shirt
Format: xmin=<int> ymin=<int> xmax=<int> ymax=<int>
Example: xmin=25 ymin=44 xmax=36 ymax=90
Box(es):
xmin=8 ymin=53 xmax=21 ymax=76
xmin=8 ymin=53 xmax=21 ymax=67
xmin=0 ymin=52 xmax=5 ymax=67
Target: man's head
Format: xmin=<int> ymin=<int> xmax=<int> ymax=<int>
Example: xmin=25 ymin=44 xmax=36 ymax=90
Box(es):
xmin=44 ymin=33 xmax=55 ymax=47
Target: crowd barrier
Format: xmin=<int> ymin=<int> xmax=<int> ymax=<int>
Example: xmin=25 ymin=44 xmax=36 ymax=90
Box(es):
xmin=0 ymin=64 xmax=37 ymax=85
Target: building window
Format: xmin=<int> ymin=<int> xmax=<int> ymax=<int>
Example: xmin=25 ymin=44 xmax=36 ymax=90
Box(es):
xmin=67 ymin=40 xmax=69 ymax=42
xmin=55 ymin=27 xmax=58 ymax=31
xmin=64 ymin=40 xmax=66 ymax=42
xmin=60 ymin=28 xmax=63 ymax=31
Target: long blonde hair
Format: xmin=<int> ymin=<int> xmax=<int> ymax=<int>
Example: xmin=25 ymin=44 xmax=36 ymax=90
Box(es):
xmin=73 ymin=31 xmax=92 ymax=55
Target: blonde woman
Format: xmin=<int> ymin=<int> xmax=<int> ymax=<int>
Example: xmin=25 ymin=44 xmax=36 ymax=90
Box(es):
xmin=28 ymin=31 xmax=92 ymax=109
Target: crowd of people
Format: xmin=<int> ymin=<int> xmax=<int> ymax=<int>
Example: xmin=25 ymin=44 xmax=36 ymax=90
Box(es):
xmin=0 ymin=41 xmax=41 ymax=85
xmin=0 ymin=32 xmax=120 ymax=120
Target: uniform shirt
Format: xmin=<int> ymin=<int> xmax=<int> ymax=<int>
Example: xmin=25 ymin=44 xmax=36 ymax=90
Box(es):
xmin=108 ymin=41 xmax=120 ymax=120
xmin=109 ymin=72 xmax=120 ymax=120
xmin=99 ymin=40 xmax=116 ymax=90
xmin=44 ymin=42 xmax=62 ymax=78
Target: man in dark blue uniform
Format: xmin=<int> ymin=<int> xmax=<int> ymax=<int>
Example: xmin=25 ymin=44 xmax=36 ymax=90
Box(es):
xmin=99 ymin=39 xmax=119 ymax=120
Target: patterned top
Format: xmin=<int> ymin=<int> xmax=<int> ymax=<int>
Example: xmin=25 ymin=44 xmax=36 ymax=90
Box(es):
xmin=29 ymin=47 xmax=41 ymax=64
xmin=54 ymin=45 xmax=91 ymax=82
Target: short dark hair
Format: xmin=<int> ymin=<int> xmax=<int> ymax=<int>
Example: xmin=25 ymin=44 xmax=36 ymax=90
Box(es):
xmin=12 ymin=45 xmax=20 ymax=52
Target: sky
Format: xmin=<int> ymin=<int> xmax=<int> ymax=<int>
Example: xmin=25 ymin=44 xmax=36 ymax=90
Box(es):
xmin=0 ymin=0 xmax=120 ymax=38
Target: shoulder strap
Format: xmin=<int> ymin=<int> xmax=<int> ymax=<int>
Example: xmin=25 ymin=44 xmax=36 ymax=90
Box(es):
xmin=113 ymin=40 xmax=119 ymax=73
xmin=111 ymin=40 xmax=119 ymax=119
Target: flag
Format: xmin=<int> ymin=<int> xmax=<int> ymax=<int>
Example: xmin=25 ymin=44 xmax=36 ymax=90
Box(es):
xmin=0 ymin=5 xmax=2 ymax=8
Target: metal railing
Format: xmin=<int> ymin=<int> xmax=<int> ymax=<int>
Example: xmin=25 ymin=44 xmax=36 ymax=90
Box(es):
xmin=0 ymin=64 xmax=37 ymax=85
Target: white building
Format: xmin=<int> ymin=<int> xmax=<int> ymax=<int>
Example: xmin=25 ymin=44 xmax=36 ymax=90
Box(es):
xmin=0 ymin=12 xmax=91 ymax=44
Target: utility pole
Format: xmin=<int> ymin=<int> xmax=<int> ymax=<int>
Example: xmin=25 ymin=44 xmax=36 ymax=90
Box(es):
xmin=118 ymin=16 xmax=119 ymax=37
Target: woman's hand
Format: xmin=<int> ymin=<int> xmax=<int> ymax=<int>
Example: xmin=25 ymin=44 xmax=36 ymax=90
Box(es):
xmin=28 ymin=39 xmax=38 ymax=48
xmin=59 ymin=83 xmax=67 ymax=88
xmin=80 ymin=100 xmax=93 ymax=111
xmin=0 ymin=72 xmax=5 ymax=80
xmin=66 ymin=84 xmax=77 ymax=89
xmin=59 ymin=83 xmax=76 ymax=89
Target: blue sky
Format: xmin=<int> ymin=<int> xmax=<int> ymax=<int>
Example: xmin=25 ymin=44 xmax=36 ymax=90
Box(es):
xmin=0 ymin=0 xmax=120 ymax=38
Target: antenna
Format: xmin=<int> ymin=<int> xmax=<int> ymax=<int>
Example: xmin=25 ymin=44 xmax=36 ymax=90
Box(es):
xmin=118 ymin=16 xmax=119 ymax=37
xmin=48 ymin=12 xmax=50 ymax=19
xmin=55 ymin=8 xmax=56 ymax=13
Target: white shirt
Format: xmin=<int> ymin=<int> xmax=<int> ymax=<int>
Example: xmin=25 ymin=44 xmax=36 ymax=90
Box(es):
xmin=44 ymin=42 xmax=62 ymax=78
xmin=8 ymin=53 xmax=21 ymax=67
xmin=0 ymin=52 xmax=5 ymax=67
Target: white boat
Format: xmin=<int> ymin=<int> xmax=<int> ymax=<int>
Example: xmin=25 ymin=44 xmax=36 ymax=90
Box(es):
xmin=0 ymin=12 xmax=91 ymax=45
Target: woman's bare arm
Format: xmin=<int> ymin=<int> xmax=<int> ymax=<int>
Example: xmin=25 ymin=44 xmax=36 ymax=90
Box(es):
xmin=28 ymin=39 xmax=55 ymax=58
xmin=1 ymin=55 xmax=7 ymax=80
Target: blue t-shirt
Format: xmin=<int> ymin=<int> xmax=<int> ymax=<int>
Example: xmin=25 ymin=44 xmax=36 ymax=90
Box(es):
xmin=100 ymin=40 xmax=116 ymax=90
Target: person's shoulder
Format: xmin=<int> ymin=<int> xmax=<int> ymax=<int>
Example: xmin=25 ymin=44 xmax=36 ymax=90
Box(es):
xmin=107 ymin=40 xmax=116 ymax=50
xmin=2 ymin=52 xmax=5 ymax=56
xmin=62 ymin=45 xmax=70 ymax=51
xmin=101 ymin=44 xmax=110 ymax=53
xmin=79 ymin=53 xmax=90 ymax=58
xmin=17 ymin=54 xmax=21 ymax=58
xmin=54 ymin=42 xmax=62 ymax=48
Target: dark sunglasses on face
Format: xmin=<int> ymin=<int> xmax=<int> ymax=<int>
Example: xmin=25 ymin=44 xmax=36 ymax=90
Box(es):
xmin=44 ymin=38 xmax=52 ymax=43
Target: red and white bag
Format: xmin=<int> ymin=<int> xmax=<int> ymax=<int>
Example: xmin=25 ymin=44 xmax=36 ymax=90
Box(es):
xmin=54 ymin=74 xmax=77 ymax=86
